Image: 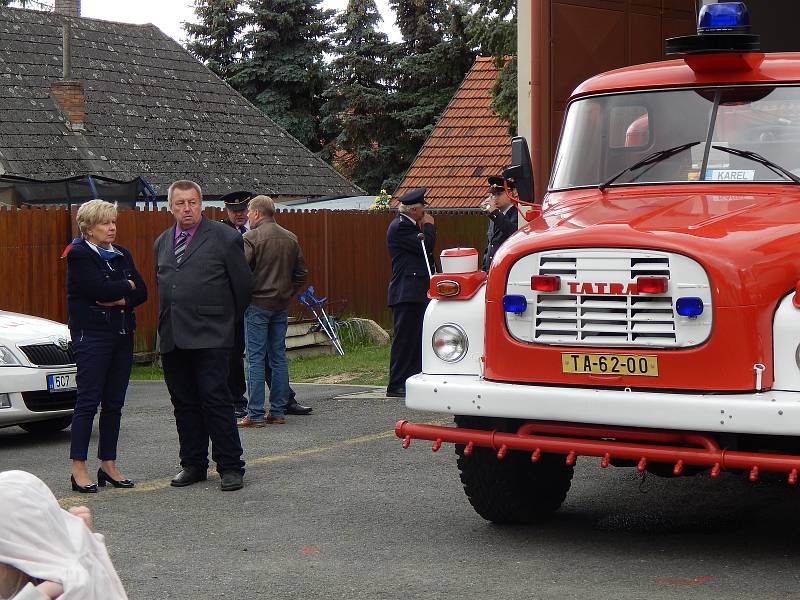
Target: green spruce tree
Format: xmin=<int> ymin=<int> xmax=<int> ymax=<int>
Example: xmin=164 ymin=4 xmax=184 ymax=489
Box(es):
xmin=385 ymin=0 xmax=476 ymax=191
xmin=184 ymin=0 xmax=246 ymax=81
xmin=320 ymin=0 xmax=396 ymax=193
xmin=467 ymin=0 xmax=517 ymax=133
xmin=232 ymin=0 xmax=334 ymax=151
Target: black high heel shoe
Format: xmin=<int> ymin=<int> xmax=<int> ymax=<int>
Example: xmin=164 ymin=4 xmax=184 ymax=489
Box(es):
xmin=97 ymin=468 xmax=135 ymax=488
xmin=71 ymin=475 xmax=98 ymax=494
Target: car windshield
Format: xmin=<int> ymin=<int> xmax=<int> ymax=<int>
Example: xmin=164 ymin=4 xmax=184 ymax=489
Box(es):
xmin=550 ymin=86 xmax=800 ymax=190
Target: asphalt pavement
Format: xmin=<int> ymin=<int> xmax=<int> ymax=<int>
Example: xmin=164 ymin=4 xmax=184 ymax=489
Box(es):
xmin=1 ymin=381 xmax=800 ymax=599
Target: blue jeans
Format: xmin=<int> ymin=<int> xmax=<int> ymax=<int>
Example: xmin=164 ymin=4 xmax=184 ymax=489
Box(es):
xmin=245 ymin=305 xmax=289 ymax=419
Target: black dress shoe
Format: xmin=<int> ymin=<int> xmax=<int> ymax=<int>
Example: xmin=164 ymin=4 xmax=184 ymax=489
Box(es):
xmin=170 ymin=467 xmax=208 ymax=487
xmin=286 ymin=401 xmax=312 ymax=415
xmin=220 ymin=471 xmax=244 ymax=491
xmin=70 ymin=475 xmax=98 ymax=494
xmin=386 ymin=388 xmax=406 ymax=398
xmin=97 ymin=468 xmax=135 ymax=488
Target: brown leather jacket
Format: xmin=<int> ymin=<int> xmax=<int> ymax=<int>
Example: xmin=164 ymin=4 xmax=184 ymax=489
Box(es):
xmin=243 ymin=217 xmax=308 ymax=312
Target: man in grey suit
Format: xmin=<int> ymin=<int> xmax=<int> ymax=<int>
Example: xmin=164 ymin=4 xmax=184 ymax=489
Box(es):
xmin=154 ymin=180 xmax=254 ymax=492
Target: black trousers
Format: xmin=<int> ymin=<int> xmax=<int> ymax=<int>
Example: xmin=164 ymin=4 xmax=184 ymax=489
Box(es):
xmin=162 ymin=347 xmax=245 ymax=474
xmin=228 ymin=320 xmax=247 ymax=411
xmin=69 ymin=329 xmax=133 ymax=461
xmin=388 ymin=301 xmax=427 ymax=392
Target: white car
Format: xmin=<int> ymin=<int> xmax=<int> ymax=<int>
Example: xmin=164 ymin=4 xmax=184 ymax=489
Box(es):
xmin=0 ymin=310 xmax=76 ymax=434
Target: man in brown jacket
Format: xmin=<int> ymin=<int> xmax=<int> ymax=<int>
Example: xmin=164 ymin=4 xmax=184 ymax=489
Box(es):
xmin=237 ymin=195 xmax=308 ymax=427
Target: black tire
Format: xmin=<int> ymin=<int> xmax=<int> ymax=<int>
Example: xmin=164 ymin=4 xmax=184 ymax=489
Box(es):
xmin=19 ymin=416 xmax=72 ymax=434
xmin=455 ymin=415 xmax=574 ymax=524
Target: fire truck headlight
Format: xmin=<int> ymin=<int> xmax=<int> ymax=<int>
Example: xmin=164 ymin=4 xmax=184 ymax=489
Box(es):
xmin=432 ymin=324 xmax=468 ymax=363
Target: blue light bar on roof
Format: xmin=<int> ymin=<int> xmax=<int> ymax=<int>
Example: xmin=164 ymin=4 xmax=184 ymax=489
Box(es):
xmin=698 ymin=2 xmax=749 ymax=33
xmin=666 ymin=1 xmax=758 ymax=55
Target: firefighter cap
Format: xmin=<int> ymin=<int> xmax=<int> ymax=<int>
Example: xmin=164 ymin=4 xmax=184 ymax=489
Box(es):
xmin=220 ymin=190 xmax=255 ymax=211
xmin=396 ymin=187 xmax=428 ymax=205
xmin=487 ymin=175 xmax=515 ymax=194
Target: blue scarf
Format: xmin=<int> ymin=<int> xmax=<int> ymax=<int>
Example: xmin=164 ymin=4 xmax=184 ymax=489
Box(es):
xmin=96 ymin=245 xmax=123 ymax=261
xmin=67 ymin=238 xmax=123 ymax=262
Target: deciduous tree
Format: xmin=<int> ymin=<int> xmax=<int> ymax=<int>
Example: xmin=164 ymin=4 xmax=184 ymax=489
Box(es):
xmin=385 ymin=0 xmax=475 ymax=191
xmin=467 ymin=0 xmax=517 ymax=132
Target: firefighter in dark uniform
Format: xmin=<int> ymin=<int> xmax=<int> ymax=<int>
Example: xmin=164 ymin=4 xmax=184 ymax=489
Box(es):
xmin=219 ymin=190 xmax=311 ymax=416
xmin=219 ymin=191 xmax=252 ymax=418
xmin=386 ymin=187 xmax=436 ymax=398
xmin=482 ymin=175 xmax=519 ymax=272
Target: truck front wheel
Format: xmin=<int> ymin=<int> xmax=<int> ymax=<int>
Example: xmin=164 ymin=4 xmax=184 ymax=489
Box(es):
xmin=454 ymin=416 xmax=574 ymax=524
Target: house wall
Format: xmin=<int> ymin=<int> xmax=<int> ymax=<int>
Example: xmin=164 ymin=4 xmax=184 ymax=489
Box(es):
xmin=0 ymin=207 xmax=488 ymax=353
xmin=521 ymin=1 xmax=797 ymax=196
xmin=520 ymin=1 xmax=697 ymax=199
xmin=712 ymin=0 xmax=800 ymax=53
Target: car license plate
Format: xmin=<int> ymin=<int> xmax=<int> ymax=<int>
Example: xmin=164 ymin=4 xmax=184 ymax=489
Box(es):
xmin=47 ymin=373 xmax=77 ymax=392
xmin=561 ymin=353 xmax=658 ymax=377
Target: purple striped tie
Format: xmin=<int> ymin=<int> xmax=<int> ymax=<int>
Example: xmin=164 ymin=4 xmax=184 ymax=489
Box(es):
xmin=174 ymin=231 xmax=188 ymax=263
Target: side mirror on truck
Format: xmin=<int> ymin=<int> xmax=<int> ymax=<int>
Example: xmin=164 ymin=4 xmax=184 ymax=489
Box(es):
xmin=502 ymin=136 xmax=536 ymax=205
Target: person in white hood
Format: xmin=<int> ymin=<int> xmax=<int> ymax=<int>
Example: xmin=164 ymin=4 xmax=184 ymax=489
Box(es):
xmin=0 ymin=471 xmax=127 ymax=600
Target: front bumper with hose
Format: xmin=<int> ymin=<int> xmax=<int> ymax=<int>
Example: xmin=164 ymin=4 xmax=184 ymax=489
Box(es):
xmin=394 ymin=419 xmax=800 ymax=484
xmin=405 ymin=373 xmax=800 ymax=436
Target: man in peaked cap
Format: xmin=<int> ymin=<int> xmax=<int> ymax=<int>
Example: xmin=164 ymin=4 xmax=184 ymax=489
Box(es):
xmin=219 ymin=190 xmax=255 ymax=419
xmin=221 ymin=190 xmax=253 ymax=235
xmin=481 ymin=174 xmax=519 ymax=272
xmin=385 ymin=187 xmax=436 ymax=398
xmin=219 ymin=190 xmax=312 ymax=417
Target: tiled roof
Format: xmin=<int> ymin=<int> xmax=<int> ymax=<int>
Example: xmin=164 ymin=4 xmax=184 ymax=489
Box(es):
xmin=394 ymin=56 xmax=511 ymax=209
xmin=0 ymin=7 xmax=362 ymax=198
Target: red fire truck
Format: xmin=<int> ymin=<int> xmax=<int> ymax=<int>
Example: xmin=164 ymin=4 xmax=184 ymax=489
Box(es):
xmin=396 ymin=2 xmax=800 ymax=523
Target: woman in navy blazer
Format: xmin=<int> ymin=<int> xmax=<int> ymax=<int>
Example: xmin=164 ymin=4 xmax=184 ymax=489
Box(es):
xmin=66 ymin=199 xmax=147 ymax=493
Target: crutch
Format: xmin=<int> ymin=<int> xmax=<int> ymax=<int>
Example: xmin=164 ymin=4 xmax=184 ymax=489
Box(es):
xmin=298 ymin=291 xmax=345 ymax=356
xmin=305 ymin=286 xmax=346 ymax=356
xmin=297 ymin=292 xmax=343 ymax=355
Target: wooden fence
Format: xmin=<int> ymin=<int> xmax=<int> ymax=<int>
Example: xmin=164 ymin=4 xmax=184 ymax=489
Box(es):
xmin=0 ymin=206 xmax=487 ymax=353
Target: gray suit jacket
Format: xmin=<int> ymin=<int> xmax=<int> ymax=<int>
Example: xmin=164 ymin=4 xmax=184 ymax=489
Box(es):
xmin=154 ymin=217 xmax=253 ymax=353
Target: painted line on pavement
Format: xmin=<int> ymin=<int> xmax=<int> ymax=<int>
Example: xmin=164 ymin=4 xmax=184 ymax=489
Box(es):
xmin=57 ymin=418 xmax=450 ymax=508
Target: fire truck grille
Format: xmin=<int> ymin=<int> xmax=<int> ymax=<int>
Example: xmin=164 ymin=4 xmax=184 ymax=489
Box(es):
xmin=505 ymin=249 xmax=712 ymax=348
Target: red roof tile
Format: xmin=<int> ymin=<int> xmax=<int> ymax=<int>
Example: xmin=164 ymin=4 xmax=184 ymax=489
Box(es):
xmin=394 ymin=56 xmax=512 ymax=209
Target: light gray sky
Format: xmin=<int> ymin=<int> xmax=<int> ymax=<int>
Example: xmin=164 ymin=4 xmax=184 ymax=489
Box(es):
xmin=79 ymin=0 xmax=400 ymax=45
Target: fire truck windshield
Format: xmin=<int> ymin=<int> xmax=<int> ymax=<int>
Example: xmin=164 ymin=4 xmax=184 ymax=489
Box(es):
xmin=550 ymin=86 xmax=800 ymax=190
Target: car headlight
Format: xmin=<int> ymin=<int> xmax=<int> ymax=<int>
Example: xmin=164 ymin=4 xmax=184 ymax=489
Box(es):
xmin=0 ymin=346 xmax=21 ymax=366
xmin=432 ymin=324 xmax=468 ymax=363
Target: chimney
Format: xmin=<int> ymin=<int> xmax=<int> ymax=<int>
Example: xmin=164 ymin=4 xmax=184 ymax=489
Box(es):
xmin=54 ymin=0 xmax=80 ymax=17
xmin=51 ymin=80 xmax=85 ymax=130
xmin=50 ymin=1 xmax=84 ymax=130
